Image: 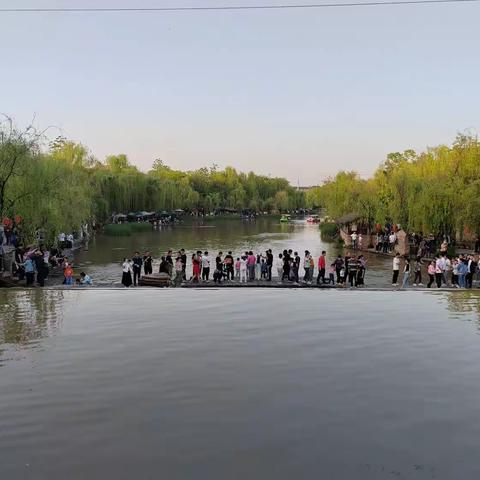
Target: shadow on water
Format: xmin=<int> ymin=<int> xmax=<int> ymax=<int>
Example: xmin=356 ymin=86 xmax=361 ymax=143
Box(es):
xmin=0 ymin=289 xmax=64 ymax=364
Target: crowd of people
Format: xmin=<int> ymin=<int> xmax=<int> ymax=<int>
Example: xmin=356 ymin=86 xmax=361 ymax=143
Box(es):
xmin=119 ymin=249 xmax=370 ymax=288
xmin=391 ymin=252 xmax=479 ymax=289
xmin=11 ymin=245 xmax=92 ymax=287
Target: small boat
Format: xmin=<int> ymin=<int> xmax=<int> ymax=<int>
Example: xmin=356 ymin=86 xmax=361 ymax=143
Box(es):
xmin=280 ymin=214 xmax=291 ymax=223
xmin=306 ymin=215 xmax=320 ymax=224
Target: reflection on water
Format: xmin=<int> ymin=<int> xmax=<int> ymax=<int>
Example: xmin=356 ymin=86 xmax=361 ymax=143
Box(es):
xmin=2 ymin=289 xmax=480 ymax=480
xmin=443 ymin=290 xmax=480 ymax=324
xmin=0 ymin=290 xmax=64 ymax=364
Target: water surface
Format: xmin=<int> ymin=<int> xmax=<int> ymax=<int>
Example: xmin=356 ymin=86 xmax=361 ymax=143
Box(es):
xmin=1 ymin=289 xmax=480 ymax=479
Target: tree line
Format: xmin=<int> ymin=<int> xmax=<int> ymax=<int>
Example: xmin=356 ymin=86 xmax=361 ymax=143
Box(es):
xmin=0 ymin=120 xmax=305 ymax=243
xmin=305 ymin=134 xmax=480 ymax=239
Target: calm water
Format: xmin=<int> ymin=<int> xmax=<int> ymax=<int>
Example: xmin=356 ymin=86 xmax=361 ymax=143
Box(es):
xmin=73 ymin=218 xmax=391 ymax=286
xmin=1 ymin=289 xmax=480 ymax=479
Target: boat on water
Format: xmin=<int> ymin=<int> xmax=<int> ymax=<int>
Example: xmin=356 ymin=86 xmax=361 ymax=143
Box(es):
xmin=280 ymin=214 xmax=291 ymax=223
xmin=306 ymin=214 xmax=320 ymax=224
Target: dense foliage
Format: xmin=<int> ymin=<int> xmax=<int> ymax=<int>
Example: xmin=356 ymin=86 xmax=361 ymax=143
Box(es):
xmin=306 ymin=134 xmax=480 ymax=238
xmin=0 ymin=122 xmax=304 ymax=243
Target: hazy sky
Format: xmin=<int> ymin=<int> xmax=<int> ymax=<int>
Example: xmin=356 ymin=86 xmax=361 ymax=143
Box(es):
xmin=1 ymin=0 xmax=479 ymax=184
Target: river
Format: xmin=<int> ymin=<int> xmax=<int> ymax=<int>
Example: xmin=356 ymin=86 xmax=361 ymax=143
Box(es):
xmin=72 ymin=217 xmax=392 ymax=286
xmin=1 ymin=288 xmax=480 ymax=479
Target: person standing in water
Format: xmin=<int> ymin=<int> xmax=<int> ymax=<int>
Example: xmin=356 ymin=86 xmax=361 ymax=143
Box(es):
xmin=356 ymin=255 xmax=366 ymax=286
xmin=334 ymin=255 xmax=344 ymax=284
xmin=159 ymin=256 xmax=170 ymax=275
xmin=239 ymin=255 xmax=248 ymax=283
xmin=63 ymin=260 xmax=74 ymax=286
xmin=122 ymin=258 xmax=133 ymax=287
xmin=350 ymin=231 xmax=358 ymax=250
xmin=328 ymin=263 xmax=335 ymax=285
xmin=266 ymin=249 xmax=273 ymax=281
xmin=402 ymin=257 xmax=411 ymax=288
xmin=413 ymin=257 xmax=422 ymax=286
xmin=143 ymin=251 xmax=153 ymax=275
xmin=247 ymin=251 xmax=256 ymax=281
xmin=215 ymin=252 xmax=224 ymax=281
xmin=174 ymin=256 xmax=184 ymax=286
xmin=201 ymin=251 xmax=211 ymax=281
xmin=235 ymin=257 xmax=241 ymax=280
xmin=180 ymin=248 xmax=187 ymax=280
xmin=303 ymin=251 xmax=312 ymax=283
xmin=317 ymin=251 xmax=326 ymax=284
xmin=392 ymin=253 xmax=401 ymax=286
xmin=276 ymin=253 xmax=284 ymax=282
xmin=292 ymin=251 xmax=300 ymax=283
xmin=132 ymin=251 xmax=143 ymax=286
xmin=192 ymin=251 xmax=201 ymax=282
xmin=347 ymin=255 xmax=358 ymax=287
xmin=165 ymin=250 xmax=174 ymax=277
xmin=224 ymin=251 xmax=234 ymax=280
xmin=255 ymin=254 xmax=262 ymax=280
xmin=282 ymin=250 xmax=291 ymax=282
xmin=427 ymin=261 xmax=436 ymax=288
xmin=25 ymin=255 xmax=36 ymax=286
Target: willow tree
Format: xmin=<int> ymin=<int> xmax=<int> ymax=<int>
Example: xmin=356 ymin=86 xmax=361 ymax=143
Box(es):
xmin=0 ymin=117 xmax=41 ymax=218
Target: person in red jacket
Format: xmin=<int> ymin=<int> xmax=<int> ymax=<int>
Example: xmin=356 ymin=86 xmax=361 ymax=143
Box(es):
xmin=317 ymin=251 xmax=327 ymax=284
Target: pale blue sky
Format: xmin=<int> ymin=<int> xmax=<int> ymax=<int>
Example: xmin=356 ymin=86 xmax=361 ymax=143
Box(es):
xmin=1 ymin=0 xmax=479 ymax=184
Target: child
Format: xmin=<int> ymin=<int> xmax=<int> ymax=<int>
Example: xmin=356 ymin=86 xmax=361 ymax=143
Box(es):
xmin=79 ymin=272 xmax=93 ymax=285
xmin=413 ymin=257 xmax=422 ymax=286
xmin=328 ymin=263 xmax=335 ymax=285
xmin=235 ymin=257 xmax=241 ymax=280
xmin=64 ymin=262 xmax=74 ymax=286
xmin=213 ymin=267 xmax=223 ymax=283
xmin=260 ymin=259 xmax=268 ymax=279
xmin=239 ymin=256 xmax=248 ymax=283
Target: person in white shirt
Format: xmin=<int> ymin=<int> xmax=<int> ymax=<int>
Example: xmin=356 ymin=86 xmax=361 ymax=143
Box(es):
xmin=392 ymin=253 xmax=401 ymax=285
xmin=276 ymin=253 xmax=284 ymax=282
xmin=239 ymin=256 xmax=248 ymax=283
xmin=443 ymin=256 xmax=451 ymax=286
xmin=201 ymin=251 xmax=211 ymax=281
xmin=351 ymin=231 xmax=358 ymax=250
xmin=121 ymin=259 xmax=133 ymax=287
xmin=58 ymin=232 xmax=66 ymax=247
xmin=389 ymin=232 xmax=397 ymax=252
xmin=67 ymin=233 xmax=74 ymax=248
xmin=434 ymin=256 xmax=446 ymax=287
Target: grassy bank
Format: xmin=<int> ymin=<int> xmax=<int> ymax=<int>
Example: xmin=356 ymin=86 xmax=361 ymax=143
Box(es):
xmin=319 ymin=222 xmax=338 ymax=242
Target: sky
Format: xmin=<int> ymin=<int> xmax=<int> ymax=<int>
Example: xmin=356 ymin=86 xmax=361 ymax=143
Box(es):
xmin=1 ymin=0 xmax=479 ymax=184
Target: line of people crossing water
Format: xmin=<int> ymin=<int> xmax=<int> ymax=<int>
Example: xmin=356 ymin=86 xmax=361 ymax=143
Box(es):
xmin=391 ymin=252 xmax=479 ymax=289
xmin=119 ymin=249 xmax=369 ymax=287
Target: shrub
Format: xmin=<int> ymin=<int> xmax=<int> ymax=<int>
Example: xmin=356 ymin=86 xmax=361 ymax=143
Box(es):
xmin=320 ymin=222 xmax=338 ymax=241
